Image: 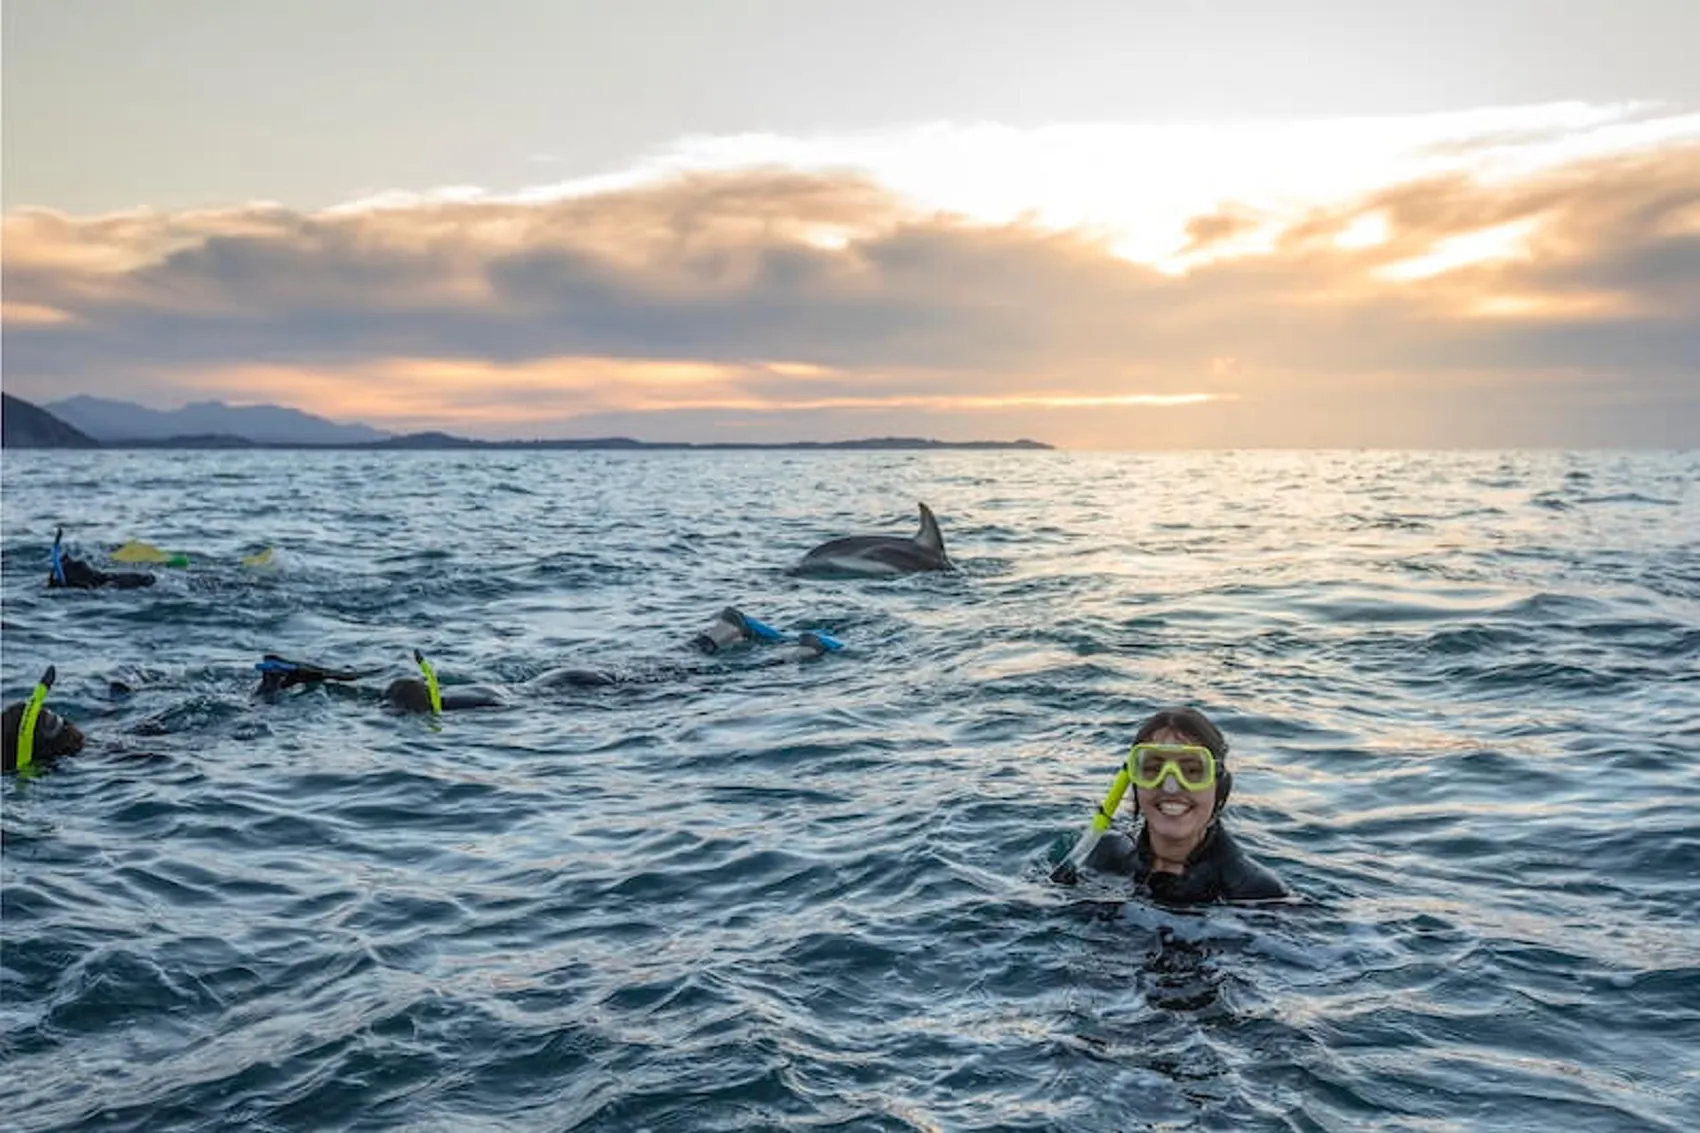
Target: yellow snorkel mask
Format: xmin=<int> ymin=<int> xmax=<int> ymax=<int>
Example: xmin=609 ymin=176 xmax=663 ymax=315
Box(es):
xmin=1126 ymin=743 xmax=1218 ymax=791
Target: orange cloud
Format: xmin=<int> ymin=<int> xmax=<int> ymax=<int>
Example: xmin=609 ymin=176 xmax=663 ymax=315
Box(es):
xmin=0 ymin=302 xmax=73 ymax=325
xmin=3 ymin=145 xmax=1697 ymax=445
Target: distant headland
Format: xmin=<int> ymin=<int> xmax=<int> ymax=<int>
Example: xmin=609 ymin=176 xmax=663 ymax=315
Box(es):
xmin=1 ymin=394 xmax=1051 ymax=451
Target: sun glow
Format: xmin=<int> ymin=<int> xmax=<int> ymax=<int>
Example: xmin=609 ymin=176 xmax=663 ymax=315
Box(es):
xmin=479 ymin=102 xmax=1700 ymax=273
xmin=165 ymin=356 xmax=1224 ymax=434
xmin=1335 ymin=212 xmax=1391 ymax=250
xmin=1467 ymin=292 xmax=1632 ymax=319
xmin=1380 ymin=217 xmax=1543 ymax=281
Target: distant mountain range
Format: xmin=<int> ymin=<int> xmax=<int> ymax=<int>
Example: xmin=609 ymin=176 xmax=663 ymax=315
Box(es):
xmin=46 ymin=395 xmax=393 ymax=445
xmin=1 ymin=395 xmax=1051 ymax=451
xmin=2 ymin=393 xmax=101 ymax=448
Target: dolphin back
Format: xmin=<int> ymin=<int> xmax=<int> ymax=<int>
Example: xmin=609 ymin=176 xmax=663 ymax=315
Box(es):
xmin=792 ymin=501 xmax=953 ymax=576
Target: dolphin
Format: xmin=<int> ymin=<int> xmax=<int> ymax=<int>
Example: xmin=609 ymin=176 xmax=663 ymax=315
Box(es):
xmin=792 ymin=502 xmax=954 ymax=578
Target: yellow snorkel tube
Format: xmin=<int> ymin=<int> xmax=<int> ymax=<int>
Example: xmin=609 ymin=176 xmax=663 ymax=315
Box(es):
xmin=1050 ymin=755 xmax=1134 ymax=884
xmin=16 ymin=665 xmax=57 ymax=775
xmin=413 ymin=649 xmax=442 ymax=716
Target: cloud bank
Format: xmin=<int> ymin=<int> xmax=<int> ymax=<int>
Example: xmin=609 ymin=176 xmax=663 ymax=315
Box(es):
xmin=4 ymin=105 xmax=1697 ymax=445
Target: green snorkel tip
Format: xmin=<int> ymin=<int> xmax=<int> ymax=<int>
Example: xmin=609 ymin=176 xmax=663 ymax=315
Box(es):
xmin=414 ymin=650 xmax=442 ymax=716
xmin=16 ymin=665 xmax=57 ymax=774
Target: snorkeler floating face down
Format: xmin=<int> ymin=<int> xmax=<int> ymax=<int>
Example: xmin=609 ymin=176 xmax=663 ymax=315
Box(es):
xmin=46 ymin=527 xmax=156 ymax=590
xmin=250 ymin=608 xmax=842 ymax=717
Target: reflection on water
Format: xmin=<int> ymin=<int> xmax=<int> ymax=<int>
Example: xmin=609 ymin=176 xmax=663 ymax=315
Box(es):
xmin=3 ymin=449 xmax=1697 ymax=1131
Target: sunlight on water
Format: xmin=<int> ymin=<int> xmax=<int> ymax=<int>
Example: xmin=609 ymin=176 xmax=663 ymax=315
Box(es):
xmin=3 ymin=449 xmax=1697 ymax=1131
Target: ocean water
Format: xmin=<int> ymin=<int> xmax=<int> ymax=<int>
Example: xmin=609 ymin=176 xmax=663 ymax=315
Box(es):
xmin=2 ymin=448 xmax=1697 ymax=1133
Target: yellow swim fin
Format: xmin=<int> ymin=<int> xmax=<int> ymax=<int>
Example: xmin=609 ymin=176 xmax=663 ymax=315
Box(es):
xmin=111 ymin=540 xmax=189 ymax=566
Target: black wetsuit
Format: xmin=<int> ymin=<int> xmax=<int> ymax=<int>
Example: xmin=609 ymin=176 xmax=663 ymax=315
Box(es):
xmin=1086 ymin=821 xmax=1287 ymax=904
xmin=254 ymin=656 xmax=370 ymax=696
xmin=49 ymin=556 xmax=155 ymax=590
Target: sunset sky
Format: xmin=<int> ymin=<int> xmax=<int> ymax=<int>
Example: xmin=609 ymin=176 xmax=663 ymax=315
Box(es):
xmin=4 ymin=0 xmax=1697 ymax=446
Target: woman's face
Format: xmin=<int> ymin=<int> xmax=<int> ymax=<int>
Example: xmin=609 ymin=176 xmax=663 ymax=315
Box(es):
xmin=1134 ymin=727 xmax=1216 ymax=846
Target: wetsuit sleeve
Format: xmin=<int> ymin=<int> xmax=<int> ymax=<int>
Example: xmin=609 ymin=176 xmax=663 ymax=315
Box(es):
xmin=438 ymin=685 xmax=506 ymax=710
xmin=1221 ymin=852 xmax=1288 ymax=901
xmin=1084 ymin=830 xmax=1139 ymax=875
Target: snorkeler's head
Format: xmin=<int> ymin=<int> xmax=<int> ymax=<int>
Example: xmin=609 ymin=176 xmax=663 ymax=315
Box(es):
xmin=1131 ymin=706 xmax=1233 ymax=814
xmin=381 ymin=677 xmax=435 ymax=715
xmin=692 ymin=607 xmax=754 ymax=654
xmin=3 ymin=701 xmax=87 ymax=773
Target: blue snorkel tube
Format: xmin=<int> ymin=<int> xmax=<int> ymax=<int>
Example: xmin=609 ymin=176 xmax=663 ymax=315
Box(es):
xmin=746 ymin=612 xmax=844 ymax=652
xmin=745 ymin=611 xmax=844 ymax=652
xmin=737 ymin=612 xmax=789 ymax=644
xmin=692 ymin=608 xmax=845 ymax=654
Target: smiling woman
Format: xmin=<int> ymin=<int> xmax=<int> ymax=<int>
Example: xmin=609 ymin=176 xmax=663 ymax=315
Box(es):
xmin=1079 ymin=706 xmax=1289 ymax=905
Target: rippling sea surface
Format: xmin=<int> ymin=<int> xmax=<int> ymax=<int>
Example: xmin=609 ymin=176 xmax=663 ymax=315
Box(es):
xmin=3 ymin=449 xmax=1697 ymax=1132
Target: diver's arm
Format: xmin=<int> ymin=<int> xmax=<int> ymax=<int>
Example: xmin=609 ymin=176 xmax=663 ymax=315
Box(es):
xmin=438 ymin=686 xmax=506 ymax=710
xmin=1083 ymin=829 xmax=1139 ymax=875
xmin=530 ymin=667 xmax=619 ymax=689
xmin=750 ymin=641 xmax=831 ymax=667
xmin=1215 ymin=833 xmax=1290 ymax=901
xmin=1223 ymin=857 xmax=1288 ymax=901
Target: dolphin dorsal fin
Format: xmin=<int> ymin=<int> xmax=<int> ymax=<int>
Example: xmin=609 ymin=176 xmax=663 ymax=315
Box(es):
xmin=914 ymin=502 xmax=945 ymax=553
